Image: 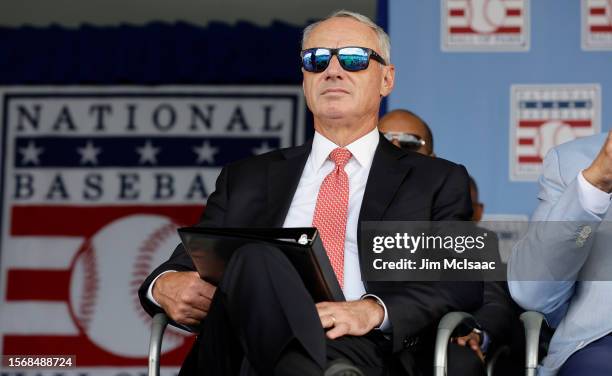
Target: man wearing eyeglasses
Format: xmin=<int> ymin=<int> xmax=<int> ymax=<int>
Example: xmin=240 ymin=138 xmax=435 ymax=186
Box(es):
xmin=140 ymin=10 xmax=482 ymax=376
xmin=379 ymin=110 xmax=523 ymax=375
xmin=379 ymin=109 xmax=435 ymax=157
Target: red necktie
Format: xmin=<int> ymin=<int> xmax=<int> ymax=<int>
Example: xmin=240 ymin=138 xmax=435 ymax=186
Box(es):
xmin=312 ymin=148 xmax=352 ymax=287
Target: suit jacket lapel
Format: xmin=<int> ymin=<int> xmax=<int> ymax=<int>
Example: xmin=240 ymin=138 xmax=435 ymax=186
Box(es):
xmin=358 ymin=136 xmax=413 ymax=290
xmin=359 ymin=135 xmax=413 ymax=222
xmin=265 ymin=134 xmax=412 ymax=228
xmin=266 ymin=141 xmax=312 ymax=227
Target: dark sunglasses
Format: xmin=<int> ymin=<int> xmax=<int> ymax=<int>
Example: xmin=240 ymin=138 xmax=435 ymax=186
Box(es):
xmin=383 ymin=132 xmax=427 ymax=152
xmin=301 ymin=46 xmax=387 ymax=73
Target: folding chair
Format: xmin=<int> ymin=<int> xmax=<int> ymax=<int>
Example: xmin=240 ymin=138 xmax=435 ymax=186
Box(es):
xmin=149 ymin=311 xmax=513 ymax=376
xmin=520 ymin=311 xmax=545 ymax=376
xmin=434 ymin=312 xmax=511 ymax=376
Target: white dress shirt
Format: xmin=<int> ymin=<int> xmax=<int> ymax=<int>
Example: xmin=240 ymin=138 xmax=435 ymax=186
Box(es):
xmin=149 ymin=128 xmax=390 ymax=329
xmin=282 ymin=127 xmax=390 ymax=330
xmin=577 ymin=170 xmax=612 ymax=215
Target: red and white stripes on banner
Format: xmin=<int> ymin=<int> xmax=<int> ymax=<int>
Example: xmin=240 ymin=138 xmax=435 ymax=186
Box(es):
xmin=2 ymin=205 xmax=200 ymax=366
xmin=516 ymin=120 xmax=593 ymax=164
xmin=587 ymin=0 xmax=612 ymax=33
xmin=446 ymin=0 xmax=525 ymax=34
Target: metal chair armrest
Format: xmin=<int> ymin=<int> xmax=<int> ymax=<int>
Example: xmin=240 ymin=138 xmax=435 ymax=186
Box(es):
xmin=148 ymin=312 xmax=169 ymax=376
xmin=485 ymin=345 xmax=510 ymax=376
xmin=434 ymin=311 xmax=475 ymax=376
xmin=520 ymin=311 xmax=544 ymax=376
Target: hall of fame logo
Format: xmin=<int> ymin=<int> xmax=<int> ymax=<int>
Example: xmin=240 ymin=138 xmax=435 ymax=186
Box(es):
xmin=509 ymin=84 xmax=601 ymax=181
xmin=582 ymin=0 xmax=612 ymax=50
xmin=441 ymin=0 xmax=530 ymax=51
xmin=0 ymin=86 xmax=305 ymax=375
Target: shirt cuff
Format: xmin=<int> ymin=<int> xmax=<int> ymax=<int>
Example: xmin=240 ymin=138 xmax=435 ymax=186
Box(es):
xmin=146 ymin=270 xmax=176 ymax=307
xmin=577 ymin=171 xmax=611 ymax=215
xmin=361 ymin=294 xmax=391 ymax=332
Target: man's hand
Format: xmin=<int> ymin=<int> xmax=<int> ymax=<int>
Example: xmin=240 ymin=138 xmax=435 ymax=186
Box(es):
xmin=452 ymin=331 xmax=485 ymax=363
xmin=583 ymin=130 xmax=612 ymax=193
xmin=316 ymin=299 xmax=384 ymax=340
xmin=152 ymin=271 xmax=216 ymax=326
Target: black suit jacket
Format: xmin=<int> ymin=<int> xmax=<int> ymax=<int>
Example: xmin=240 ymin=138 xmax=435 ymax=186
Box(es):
xmin=464 ymin=229 xmax=522 ymax=356
xmin=474 ymin=282 xmax=523 ymax=346
xmin=139 ymin=134 xmax=483 ymax=358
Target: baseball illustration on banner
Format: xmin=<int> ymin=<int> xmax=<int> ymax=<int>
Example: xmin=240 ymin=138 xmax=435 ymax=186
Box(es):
xmin=534 ymin=120 xmax=577 ymax=160
xmin=467 ymin=0 xmax=506 ymax=33
xmin=510 ymin=84 xmax=601 ymax=181
xmin=582 ymin=0 xmax=612 ymax=50
xmin=442 ymin=0 xmax=530 ymax=51
xmin=69 ymin=214 xmax=188 ymax=357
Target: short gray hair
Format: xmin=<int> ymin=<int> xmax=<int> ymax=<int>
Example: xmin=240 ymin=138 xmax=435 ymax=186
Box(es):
xmin=301 ymin=10 xmax=391 ymax=64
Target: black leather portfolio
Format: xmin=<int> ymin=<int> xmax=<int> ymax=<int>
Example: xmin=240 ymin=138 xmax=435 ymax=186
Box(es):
xmin=178 ymin=227 xmax=345 ymax=302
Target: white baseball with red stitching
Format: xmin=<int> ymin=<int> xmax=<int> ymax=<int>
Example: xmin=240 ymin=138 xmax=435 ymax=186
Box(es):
xmin=537 ymin=121 xmax=576 ymax=160
xmin=69 ymin=214 xmax=188 ymax=357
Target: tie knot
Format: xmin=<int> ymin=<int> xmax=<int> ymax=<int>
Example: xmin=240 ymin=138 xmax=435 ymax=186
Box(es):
xmin=329 ymin=148 xmax=352 ymax=168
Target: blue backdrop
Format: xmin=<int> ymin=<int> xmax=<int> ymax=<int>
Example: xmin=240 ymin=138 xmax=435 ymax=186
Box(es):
xmin=388 ymin=0 xmax=611 ymax=216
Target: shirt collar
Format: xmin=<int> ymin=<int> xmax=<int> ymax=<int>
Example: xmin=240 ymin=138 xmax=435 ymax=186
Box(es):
xmin=311 ymin=127 xmax=379 ymax=172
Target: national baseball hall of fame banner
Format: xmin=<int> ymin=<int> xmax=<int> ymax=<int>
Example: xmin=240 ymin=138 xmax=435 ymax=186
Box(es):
xmin=0 ymin=86 xmax=306 ymax=375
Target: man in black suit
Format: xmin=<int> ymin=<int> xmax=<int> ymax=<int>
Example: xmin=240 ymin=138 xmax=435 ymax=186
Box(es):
xmin=454 ymin=177 xmax=524 ymax=376
xmin=378 ymin=112 xmax=523 ymax=374
xmin=139 ymin=10 xmax=483 ymax=376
